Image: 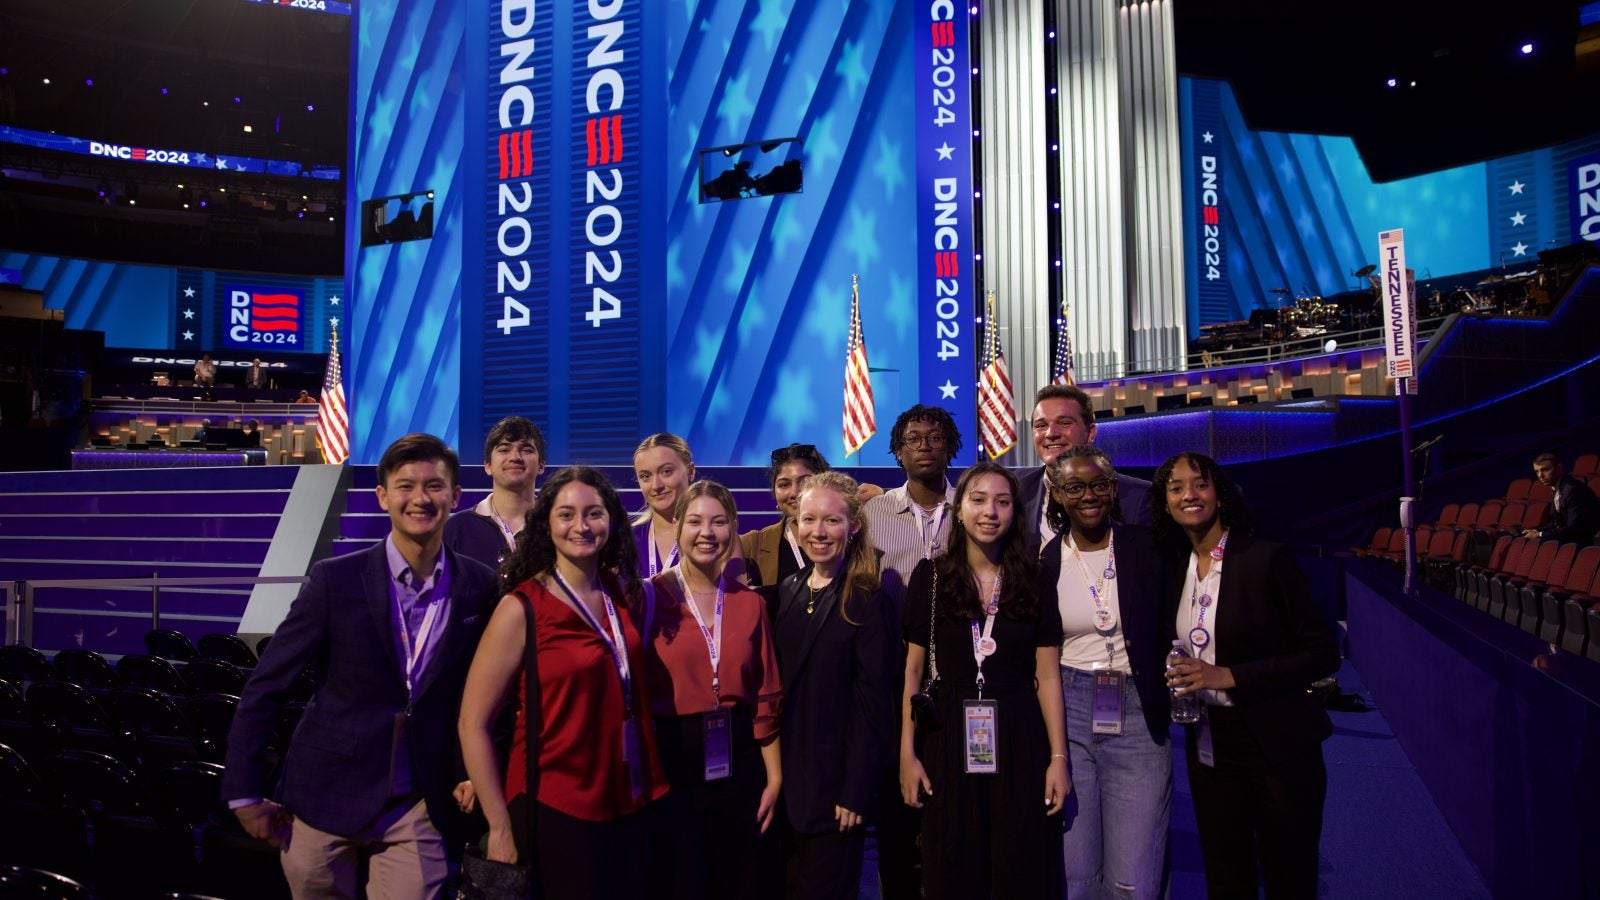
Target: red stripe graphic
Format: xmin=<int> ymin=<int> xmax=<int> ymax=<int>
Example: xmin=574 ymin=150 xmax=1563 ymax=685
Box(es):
xmin=498 ymin=133 xmax=510 ymax=180
xmin=250 ymin=307 xmax=299 ymax=320
xmin=251 ymin=293 xmax=299 ymax=306
xmin=251 ymin=320 xmax=298 ymax=332
xmin=1203 ymin=206 xmax=1219 ymax=225
xmin=132 ymin=148 xmax=147 ymax=160
xmin=521 ymin=130 xmax=533 ymax=177
xmin=611 ymin=115 xmax=623 ymax=162
xmin=586 ymin=119 xmax=599 ymax=167
xmin=935 ymin=254 xmax=945 ymax=278
xmin=512 ymin=130 xmax=524 ymax=180
xmin=598 ymin=116 xmax=611 ymax=165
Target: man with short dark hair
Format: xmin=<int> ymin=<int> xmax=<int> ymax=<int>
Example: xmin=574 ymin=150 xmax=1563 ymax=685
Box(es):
xmin=224 ymin=433 xmax=497 ymax=898
xmin=1018 ymin=384 xmax=1152 ymax=549
xmin=443 ymin=416 xmax=546 ymax=572
xmin=1523 ymin=453 xmax=1599 ymax=546
xmin=861 ymin=403 xmax=963 ymax=900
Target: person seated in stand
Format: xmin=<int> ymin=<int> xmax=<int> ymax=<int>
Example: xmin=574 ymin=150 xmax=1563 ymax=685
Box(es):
xmin=445 ymin=416 xmax=546 ymax=571
xmin=296 ymin=390 xmax=316 ymax=404
xmin=194 ymin=353 xmax=217 ymax=388
xmin=241 ymin=418 xmax=262 ymax=446
xmin=195 ymin=418 xmax=212 ymax=445
xmin=223 ymin=433 xmax=498 ymax=898
xmin=1523 ymin=452 xmax=1600 ymax=547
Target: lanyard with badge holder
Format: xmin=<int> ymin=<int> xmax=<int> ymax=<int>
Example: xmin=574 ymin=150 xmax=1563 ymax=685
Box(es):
xmin=553 ymin=571 xmax=645 ymax=800
xmin=1187 ymin=529 xmax=1229 ymax=768
xmin=647 ymin=522 xmax=679 ymax=578
xmin=1068 ymin=530 xmax=1125 ymax=735
xmin=964 ymin=572 xmax=1002 ymax=774
xmin=782 ymin=521 xmax=807 ymax=569
xmin=674 ymin=567 xmax=732 ymax=782
xmin=911 ymin=498 xmax=947 ymax=561
xmin=391 ymin=566 xmax=446 ymax=781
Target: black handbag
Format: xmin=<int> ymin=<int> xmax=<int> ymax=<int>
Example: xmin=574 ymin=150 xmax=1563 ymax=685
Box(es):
xmin=910 ymin=565 xmax=943 ymax=734
xmin=455 ymin=589 xmax=545 ymax=900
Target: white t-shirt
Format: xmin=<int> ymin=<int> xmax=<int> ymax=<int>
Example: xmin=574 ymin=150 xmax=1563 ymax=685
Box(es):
xmin=1057 ymin=543 xmax=1130 ymax=673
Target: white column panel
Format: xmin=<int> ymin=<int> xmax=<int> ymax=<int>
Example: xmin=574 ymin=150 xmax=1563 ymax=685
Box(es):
xmin=975 ymin=0 xmax=1049 ymax=462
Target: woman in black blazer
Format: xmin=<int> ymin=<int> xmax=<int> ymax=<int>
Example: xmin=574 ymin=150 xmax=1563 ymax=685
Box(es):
xmin=772 ymin=471 xmax=895 ymax=900
xmin=1154 ymin=452 xmax=1339 ymax=900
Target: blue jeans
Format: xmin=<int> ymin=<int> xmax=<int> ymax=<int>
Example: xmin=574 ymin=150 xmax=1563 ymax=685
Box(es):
xmin=1060 ymin=666 xmax=1172 ymax=900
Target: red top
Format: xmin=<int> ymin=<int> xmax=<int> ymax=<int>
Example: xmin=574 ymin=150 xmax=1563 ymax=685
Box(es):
xmin=506 ymin=577 xmax=668 ymax=822
xmin=642 ymin=572 xmax=783 ymax=741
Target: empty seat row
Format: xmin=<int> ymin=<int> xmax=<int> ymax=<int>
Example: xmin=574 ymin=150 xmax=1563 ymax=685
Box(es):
xmin=0 ymin=645 xmax=261 ymax=696
xmin=1452 ymin=539 xmax=1600 ymax=658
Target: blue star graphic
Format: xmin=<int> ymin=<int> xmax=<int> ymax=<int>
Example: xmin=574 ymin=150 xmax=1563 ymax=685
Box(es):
xmin=737 ymin=278 xmax=769 ymax=343
xmin=939 ymin=380 xmax=958 ymax=399
xmin=834 ymin=40 xmax=869 ymax=99
xmin=194 ymin=153 xmax=209 ymax=164
xmin=717 ymin=73 xmax=755 ymax=135
xmin=771 ymin=202 xmax=805 ymax=258
xmin=722 ymin=241 xmax=754 ymax=294
xmin=844 ymin=207 xmax=880 ymax=272
xmin=883 ymin=272 xmax=914 ymax=340
xmin=690 ymin=324 xmax=721 ymax=380
xmin=666 ymin=241 xmax=687 ymax=292
xmin=215 ymin=158 xmax=229 ymax=170
xmin=680 ymin=120 xmax=699 ymax=172
xmin=369 ymin=93 xmax=398 ymax=136
xmin=807 ymin=111 xmax=841 ymax=177
xmin=771 ymin=368 xmax=818 ymax=433
xmin=872 ymin=133 xmax=906 ymax=201
xmin=935 ymin=142 xmax=954 ymax=161
xmin=750 ymin=0 xmax=787 ymax=54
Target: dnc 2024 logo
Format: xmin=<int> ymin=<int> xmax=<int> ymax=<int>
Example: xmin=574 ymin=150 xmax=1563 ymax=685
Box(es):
xmin=223 ymin=284 xmax=303 ymax=349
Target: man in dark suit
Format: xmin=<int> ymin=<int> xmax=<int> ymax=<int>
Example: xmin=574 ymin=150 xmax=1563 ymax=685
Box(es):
xmin=443 ymin=415 xmax=545 ymax=572
xmin=223 ymin=433 xmax=498 ymax=898
xmin=1524 ymin=453 xmax=1600 ymax=546
xmin=1017 ymin=384 xmax=1152 ymax=549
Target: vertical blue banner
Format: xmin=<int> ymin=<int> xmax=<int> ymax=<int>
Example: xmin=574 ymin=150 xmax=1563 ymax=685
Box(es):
xmin=1568 ymin=148 xmax=1600 ymax=246
xmin=913 ymin=0 xmax=977 ymax=466
xmin=1181 ymin=78 xmax=1230 ymax=328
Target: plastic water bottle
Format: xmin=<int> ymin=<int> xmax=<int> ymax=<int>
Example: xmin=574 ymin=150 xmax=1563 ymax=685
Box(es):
xmin=1168 ymin=640 xmax=1201 ymax=724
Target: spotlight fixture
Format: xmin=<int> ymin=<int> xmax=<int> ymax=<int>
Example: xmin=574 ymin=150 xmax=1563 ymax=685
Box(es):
xmin=306 ymin=104 xmax=315 ymax=112
xmin=1386 ymin=78 xmax=1397 ymax=88
xmin=85 ymin=78 xmax=93 ymax=87
xmin=1520 ymin=43 xmax=1533 ymax=55
xmin=160 ymin=87 xmax=168 ymax=95
xmin=42 ymin=78 xmax=50 ymax=85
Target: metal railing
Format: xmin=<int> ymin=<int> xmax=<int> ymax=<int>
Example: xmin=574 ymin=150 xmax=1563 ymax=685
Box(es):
xmin=3 ymin=574 xmax=309 ymax=648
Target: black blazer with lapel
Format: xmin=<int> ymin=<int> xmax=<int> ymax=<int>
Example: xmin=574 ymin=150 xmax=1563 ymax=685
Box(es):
xmin=1039 ymin=524 xmax=1170 ymax=740
xmin=1019 ymin=466 xmax=1155 ymax=551
xmin=1542 ymin=474 xmax=1600 ymax=545
xmin=1163 ymin=533 xmax=1339 ymax=765
xmin=772 ymin=567 xmax=895 ymax=835
xmin=222 ymin=542 xmax=498 ymax=844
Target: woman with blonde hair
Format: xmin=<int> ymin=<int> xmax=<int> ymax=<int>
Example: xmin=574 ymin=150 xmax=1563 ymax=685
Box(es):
xmin=642 ymin=479 xmax=783 ymax=899
xmin=772 ymin=471 xmax=895 ymax=899
xmin=633 ymin=433 xmax=696 ymax=578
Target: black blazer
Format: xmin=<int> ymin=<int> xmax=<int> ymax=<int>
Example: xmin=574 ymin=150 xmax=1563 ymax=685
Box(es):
xmin=1018 ymin=466 xmax=1154 ymax=550
xmin=1541 ymin=475 xmax=1600 ymax=545
xmin=1162 ymin=533 xmax=1339 ymax=765
xmin=772 ymin=567 xmax=895 ymax=835
xmin=222 ymin=542 xmax=498 ymax=845
xmin=1039 ymin=524 xmax=1170 ymax=740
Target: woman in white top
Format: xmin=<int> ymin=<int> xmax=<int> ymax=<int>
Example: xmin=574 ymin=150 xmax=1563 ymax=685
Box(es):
xmin=1041 ymin=445 xmax=1172 ymax=900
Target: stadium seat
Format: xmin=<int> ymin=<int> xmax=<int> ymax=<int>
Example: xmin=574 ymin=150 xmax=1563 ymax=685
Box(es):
xmin=26 ymin=682 xmax=135 ymax=766
xmin=145 ymin=630 xmax=200 ymax=663
xmin=1423 ymin=528 xmax=1462 ymax=590
xmin=1499 ymin=540 xmax=1560 ymax=624
xmin=1561 ymin=596 xmax=1593 ymax=656
xmin=1521 ymin=543 xmax=1577 ymax=635
xmin=1435 ymin=503 xmax=1461 ymax=529
xmin=1476 ymin=536 xmax=1529 ymax=612
xmin=1526 ymin=479 xmax=1555 ymax=503
xmin=118 ymin=654 xmax=190 ymax=696
xmin=1456 ymin=502 xmax=1481 ymax=533
xmin=114 ymin=688 xmax=210 ymax=767
xmin=1472 ymin=501 xmax=1505 ymax=533
xmin=1495 ymin=502 xmax=1527 ymax=535
xmin=44 ymin=750 xmax=194 ymax=894
xmin=198 ymin=634 xmax=257 ymax=668
xmin=0 ymin=866 xmax=88 ymax=898
xmin=1573 ymin=453 xmax=1598 ymax=477
xmin=254 ymin=636 xmax=272 ymax=660
xmin=182 ymin=660 xmax=248 ymax=696
xmin=1587 ymin=606 xmax=1600 ymax=664
xmin=0 ymin=741 xmax=87 ymax=880
xmin=52 ymin=649 xmax=121 ymax=691
xmin=183 ymin=694 xmax=239 ymax=760
xmin=1506 ymin=478 xmax=1532 ymax=502
xmin=1355 ymin=526 xmax=1393 ymax=557
xmin=1458 ymin=534 xmax=1512 ymax=605
xmin=0 ymin=646 xmax=54 ymax=685
xmin=1541 ymin=546 xmax=1600 ymax=644
xmin=1518 ymin=501 xmax=1548 ymax=533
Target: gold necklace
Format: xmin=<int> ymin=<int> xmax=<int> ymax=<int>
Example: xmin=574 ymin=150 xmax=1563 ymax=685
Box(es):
xmin=806 ymin=583 xmax=818 ymax=614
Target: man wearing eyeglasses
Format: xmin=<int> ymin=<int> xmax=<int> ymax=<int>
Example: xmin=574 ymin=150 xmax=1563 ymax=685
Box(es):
xmin=1019 ymin=385 xmax=1152 ymax=552
xmin=861 ymin=403 xmax=963 ymax=900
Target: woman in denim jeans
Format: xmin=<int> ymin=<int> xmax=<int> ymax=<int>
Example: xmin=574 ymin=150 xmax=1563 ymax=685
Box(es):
xmin=1042 ymin=445 xmax=1173 ymax=899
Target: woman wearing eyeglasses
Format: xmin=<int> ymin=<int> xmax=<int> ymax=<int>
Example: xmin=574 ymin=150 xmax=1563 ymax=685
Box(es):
xmin=740 ymin=443 xmax=830 ymax=588
xmin=1042 ymin=446 xmax=1171 ymax=900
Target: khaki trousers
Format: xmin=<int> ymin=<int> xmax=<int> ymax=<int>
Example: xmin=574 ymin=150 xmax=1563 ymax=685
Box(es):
xmin=281 ymin=797 xmax=448 ymax=900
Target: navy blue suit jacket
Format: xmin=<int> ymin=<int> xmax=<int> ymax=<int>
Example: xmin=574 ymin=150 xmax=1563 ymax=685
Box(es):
xmin=222 ymin=542 xmax=497 ymax=843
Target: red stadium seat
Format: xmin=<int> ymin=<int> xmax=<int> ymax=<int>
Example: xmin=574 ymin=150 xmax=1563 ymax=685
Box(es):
xmin=1518 ymin=501 xmax=1548 ymax=533
xmin=1526 ymin=480 xmax=1554 ymax=503
xmin=1495 ymin=502 xmax=1526 ymax=534
xmin=1435 ymin=503 xmax=1461 ymax=529
xmin=1521 ymin=543 xmax=1578 ymax=634
xmin=1459 ymin=534 xmax=1512 ymax=604
xmin=1542 ymin=546 xmax=1600 ymax=644
xmin=1499 ymin=540 xmax=1560 ymax=623
xmin=1574 ymin=453 xmax=1599 ymax=477
xmin=1473 ymin=501 xmax=1505 ymax=533
xmin=1456 ymin=502 xmax=1481 ymax=533
xmin=1505 ymin=478 xmax=1532 ymax=502
xmin=1478 ymin=536 xmax=1531 ymax=611
xmin=1488 ymin=538 xmax=1547 ymax=619
xmin=1355 ymin=526 xmax=1393 ymax=557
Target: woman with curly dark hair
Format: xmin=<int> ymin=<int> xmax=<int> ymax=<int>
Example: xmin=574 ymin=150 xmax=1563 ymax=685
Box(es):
xmin=458 ymin=466 xmax=669 ymax=899
xmin=1152 ymin=451 xmax=1338 ymax=899
xmin=897 ymin=462 xmax=1070 ymax=899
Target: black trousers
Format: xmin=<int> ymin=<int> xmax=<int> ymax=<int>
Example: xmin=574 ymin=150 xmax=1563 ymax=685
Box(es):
xmin=784 ymin=827 xmax=865 ymax=900
xmin=1186 ymin=711 xmax=1327 ymax=900
xmin=509 ymin=796 xmax=654 ymax=900
xmin=875 ymin=766 xmax=923 ymax=900
xmin=649 ymin=712 xmax=765 ymax=900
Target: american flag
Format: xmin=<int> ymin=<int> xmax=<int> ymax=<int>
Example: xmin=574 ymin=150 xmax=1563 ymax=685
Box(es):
xmin=318 ymin=326 xmax=350 ymax=465
xmin=1052 ymin=299 xmax=1075 ymax=386
xmin=842 ymin=274 xmax=877 ymax=456
xmin=976 ymin=291 xmax=1017 ymax=459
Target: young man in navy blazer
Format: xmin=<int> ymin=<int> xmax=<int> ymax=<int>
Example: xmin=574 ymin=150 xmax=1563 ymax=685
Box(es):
xmin=223 ymin=433 xmax=499 ymax=898
xmin=1018 ymin=384 xmax=1153 ymax=548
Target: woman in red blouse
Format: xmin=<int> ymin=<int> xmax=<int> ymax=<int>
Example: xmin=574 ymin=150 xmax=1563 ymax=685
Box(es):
xmin=459 ymin=466 xmax=669 ymax=899
xmin=642 ymin=480 xmax=783 ymax=899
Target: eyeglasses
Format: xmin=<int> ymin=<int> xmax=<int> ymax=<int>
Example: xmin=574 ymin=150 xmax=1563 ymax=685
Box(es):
xmin=901 ymin=433 xmax=947 ymax=449
xmin=1052 ymin=478 xmax=1115 ymax=498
